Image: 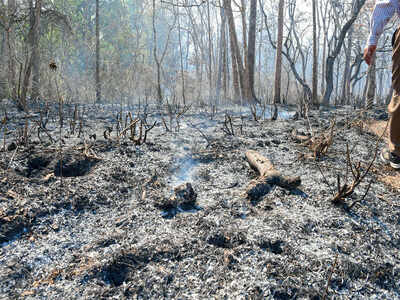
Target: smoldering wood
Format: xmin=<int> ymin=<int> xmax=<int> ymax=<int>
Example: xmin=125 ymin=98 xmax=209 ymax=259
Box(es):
xmin=155 ymin=182 xmax=198 ymax=211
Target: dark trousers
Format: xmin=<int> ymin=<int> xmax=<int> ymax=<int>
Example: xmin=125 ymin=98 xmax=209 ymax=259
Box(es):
xmin=390 ymin=28 xmax=400 ymax=155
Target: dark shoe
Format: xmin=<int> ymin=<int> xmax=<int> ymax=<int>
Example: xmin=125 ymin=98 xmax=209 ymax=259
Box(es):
xmin=381 ymin=149 xmax=400 ymax=169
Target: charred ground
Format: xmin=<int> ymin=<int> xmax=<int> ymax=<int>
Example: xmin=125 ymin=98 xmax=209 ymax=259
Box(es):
xmin=0 ymin=101 xmax=399 ymax=299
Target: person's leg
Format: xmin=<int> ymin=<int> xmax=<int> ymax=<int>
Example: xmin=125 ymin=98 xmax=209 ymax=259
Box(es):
xmin=391 ymin=28 xmax=400 ymax=156
xmin=388 ymin=92 xmax=400 ymax=156
xmin=382 ymin=28 xmax=400 ymax=168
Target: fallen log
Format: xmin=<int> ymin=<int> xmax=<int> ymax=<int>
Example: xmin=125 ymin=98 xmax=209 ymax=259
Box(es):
xmin=245 ymin=150 xmax=301 ymax=201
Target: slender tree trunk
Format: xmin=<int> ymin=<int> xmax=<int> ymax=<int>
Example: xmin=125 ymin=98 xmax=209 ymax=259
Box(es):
xmin=206 ymin=0 xmax=213 ymax=103
xmin=177 ymin=6 xmax=186 ymax=105
xmin=31 ymin=0 xmax=42 ymax=101
xmin=312 ymin=0 xmax=318 ymax=108
xmin=224 ymin=0 xmax=243 ymax=102
xmin=216 ymin=7 xmax=226 ymax=105
xmin=321 ymin=32 xmax=327 ymax=95
xmin=341 ymin=27 xmax=353 ymax=105
xmin=335 ymin=56 xmax=341 ymax=105
xmin=0 ymin=31 xmax=7 ymax=99
xmin=20 ymin=0 xmax=42 ymax=111
xmin=95 ymin=0 xmax=101 ymax=103
xmin=274 ymin=0 xmax=285 ymax=105
xmin=152 ymin=0 xmax=162 ymax=102
xmin=8 ymin=0 xmax=16 ymax=100
xmin=378 ymin=63 xmax=384 ymax=105
xmin=246 ymin=0 xmax=258 ymax=102
xmin=366 ymin=52 xmax=376 ymax=109
xmin=240 ymin=0 xmax=248 ymax=70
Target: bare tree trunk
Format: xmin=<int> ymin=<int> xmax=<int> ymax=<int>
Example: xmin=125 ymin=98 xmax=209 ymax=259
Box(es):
xmin=321 ymin=36 xmax=326 ymax=95
xmin=206 ymin=0 xmax=213 ymax=103
xmin=222 ymin=25 xmax=228 ymax=100
xmin=20 ymin=0 xmax=42 ymax=111
xmin=366 ymin=52 xmax=376 ymax=109
xmin=312 ymin=0 xmax=318 ymax=108
xmin=341 ymin=27 xmax=353 ymax=105
xmin=95 ymin=0 xmax=101 ymax=103
xmin=246 ymin=0 xmax=258 ymax=102
xmin=0 ymin=30 xmax=7 ymax=99
xmin=152 ymin=0 xmax=162 ymax=103
xmin=224 ymin=0 xmax=243 ymax=102
xmin=334 ymin=56 xmax=341 ymax=106
xmin=378 ymin=63 xmax=384 ymax=105
xmin=274 ymin=0 xmax=285 ymax=105
xmin=7 ymin=0 xmax=16 ymax=100
xmin=31 ymin=0 xmax=42 ymax=101
xmin=216 ymin=6 xmax=226 ymax=105
xmin=240 ymin=0 xmax=248 ymax=70
xmin=177 ymin=6 xmax=186 ymax=105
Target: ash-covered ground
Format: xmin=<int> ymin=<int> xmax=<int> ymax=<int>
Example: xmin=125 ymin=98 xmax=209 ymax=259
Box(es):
xmin=0 ymin=100 xmax=399 ymax=299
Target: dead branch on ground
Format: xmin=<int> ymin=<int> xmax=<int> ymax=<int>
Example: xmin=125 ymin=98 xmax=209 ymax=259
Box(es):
xmin=245 ymin=150 xmax=301 ymax=201
xmin=292 ymin=118 xmax=336 ymax=160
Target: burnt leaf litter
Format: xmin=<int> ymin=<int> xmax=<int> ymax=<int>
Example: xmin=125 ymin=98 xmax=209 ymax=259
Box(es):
xmin=0 ymin=100 xmax=399 ymax=299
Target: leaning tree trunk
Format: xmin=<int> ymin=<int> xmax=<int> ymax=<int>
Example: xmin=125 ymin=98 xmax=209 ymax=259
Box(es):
xmin=322 ymin=0 xmax=366 ymax=106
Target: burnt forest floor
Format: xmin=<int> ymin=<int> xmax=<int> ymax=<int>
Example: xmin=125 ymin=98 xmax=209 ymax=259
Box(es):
xmin=0 ymin=100 xmax=399 ymax=299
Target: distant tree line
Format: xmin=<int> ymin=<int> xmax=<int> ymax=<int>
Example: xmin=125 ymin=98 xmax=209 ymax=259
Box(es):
xmin=0 ymin=0 xmax=394 ymax=111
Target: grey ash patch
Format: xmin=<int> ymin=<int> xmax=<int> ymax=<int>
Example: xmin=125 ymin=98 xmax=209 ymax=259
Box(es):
xmin=0 ymin=103 xmax=399 ymax=299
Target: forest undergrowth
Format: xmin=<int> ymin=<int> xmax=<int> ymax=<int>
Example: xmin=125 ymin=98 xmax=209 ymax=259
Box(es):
xmin=0 ymin=99 xmax=399 ymax=299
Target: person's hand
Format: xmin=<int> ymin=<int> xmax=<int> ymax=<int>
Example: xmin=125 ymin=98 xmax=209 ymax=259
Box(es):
xmin=363 ymin=45 xmax=377 ymax=65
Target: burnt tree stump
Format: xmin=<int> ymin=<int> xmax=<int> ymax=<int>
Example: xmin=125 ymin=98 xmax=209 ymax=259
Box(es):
xmin=245 ymin=150 xmax=301 ymax=201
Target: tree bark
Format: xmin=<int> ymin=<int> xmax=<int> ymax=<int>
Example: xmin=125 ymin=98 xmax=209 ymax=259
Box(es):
xmin=0 ymin=30 xmax=7 ymax=99
xmin=312 ymin=0 xmax=319 ymax=108
xmin=31 ymin=0 xmax=42 ymax=101
xmin=365 ymin=52 xmax=376 ymax=109
xmin=274 ymin=0 xmax=285 ymax=105
xmin=7 ymin=0 xmax=16 ymax=100
xmin=246 ymin=0 xmax=258 ymax=102
xmin=245 ymin=150 xmax=301 ymax=201
xmin=20 ymin=0 xmax=42 ymax=111
xmin=224 ymin=0 xmax=244 ymax=102
xmin=341 ymin=27 xmax=353 ymax=105
xmin=95 ymin=0 xmax=101 ymax=103
xmin=216 ymin=6 xmax=227 ymax=105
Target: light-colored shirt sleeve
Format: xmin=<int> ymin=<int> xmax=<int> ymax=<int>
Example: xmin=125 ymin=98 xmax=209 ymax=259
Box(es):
xmin=368 ymin=0 xmax=399 ymax=46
